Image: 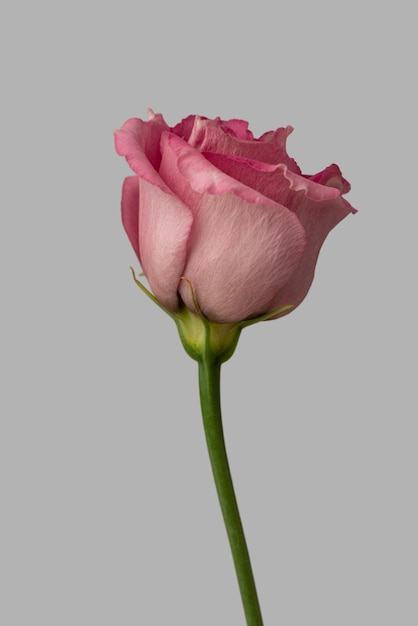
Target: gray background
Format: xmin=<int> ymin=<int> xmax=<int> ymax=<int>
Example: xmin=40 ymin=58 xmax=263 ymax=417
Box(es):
xmin=1 ymin=0 xmax=416 ymax=624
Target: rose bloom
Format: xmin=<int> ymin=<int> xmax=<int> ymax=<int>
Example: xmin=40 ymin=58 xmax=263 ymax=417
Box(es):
xmin=115 ymin=111 xmax=356 ymax=324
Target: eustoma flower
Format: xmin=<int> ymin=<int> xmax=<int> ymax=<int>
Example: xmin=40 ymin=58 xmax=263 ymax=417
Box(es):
xmin=115 ymin=111 xmax=356 ymax=626
xmin=115 ymin=110 xmax=356 ymax=327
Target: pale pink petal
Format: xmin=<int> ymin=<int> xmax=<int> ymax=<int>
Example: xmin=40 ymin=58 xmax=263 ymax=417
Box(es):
xmin=187 ymin=116 xmax=299 ymax=167
xmin=121 ymin=176 xmax=140 ymax=262
xmin=114 ymin=115 xmax=171 ymax=191
xmin=138 ymin=179 xmax=193 ymax=312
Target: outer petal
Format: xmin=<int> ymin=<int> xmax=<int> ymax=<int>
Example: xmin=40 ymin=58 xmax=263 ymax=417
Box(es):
xmin=138 ymin=178 xmax=193 ymax=312
xmin=114 ymin=114 xmax=170 ymax=190
xmin=202 ymin=151 xmax=356 ymax=316
xmin=116 ymin=116 xmax=194 ymax=311
xmin=182 ymin=194 xmax=307 ymax=323
xmin=121 ymin=176 xmax=140 ymax=262
xmin=272 ymin=166 xmax=356 ymax=316
xmin=187 ymin=116 xmax=300 ymax=170
xmin=158 ymin=133 xmax=307 ymax=323
xmin=267 ymin=191 xmax=355 ymax=316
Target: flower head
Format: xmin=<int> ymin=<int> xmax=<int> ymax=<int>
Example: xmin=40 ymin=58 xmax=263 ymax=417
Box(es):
xmin=115 ymin=111 xmax=356 ymax=324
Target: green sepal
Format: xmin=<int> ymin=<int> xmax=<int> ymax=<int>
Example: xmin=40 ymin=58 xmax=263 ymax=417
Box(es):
xmin=174 ymin=305 xmax=242 ymax=364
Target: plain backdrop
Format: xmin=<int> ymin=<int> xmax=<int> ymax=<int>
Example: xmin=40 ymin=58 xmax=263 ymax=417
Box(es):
xmin=1 ymin=1 xmax=416 ymax=625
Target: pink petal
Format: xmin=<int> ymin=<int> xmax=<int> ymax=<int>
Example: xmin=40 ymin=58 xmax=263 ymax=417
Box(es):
xmin=157 ymin=132 xmax=307 ymax=323
xmin=201 ymin=151 xmax=356 ymax=316
xmin=187 ymin=116 xmax=300 ymax=169
xmin=159 ymin=132 xmax=283 ymax=211
xmin=121 ymin=176 xmax=140 ymax=262
xmin=268 ymin=195 xmax=355 ymax=317
xmin=180 ymin=191 xmax=307 ymax=323
xmin=114 ymin=115 xmax=171 ymax=192
xmin=220 ymin=118 xmax=254 ymax=140
xmin=204 ymin=152 xmax=342 ymax=205
xmin=115 ymin=115 xmax=195 ymax=311
xmin=258 ymin=126 xmax=293 ymax=149
xmin=268 ymin=186 xmax=356 ymax=316
xmin=307 ymin=164 xmax=351 ymax=194
xmin=172 ymin=114 xmax=200 ymax=141
xmin=138 ymin=178 xmax=193 ymax=312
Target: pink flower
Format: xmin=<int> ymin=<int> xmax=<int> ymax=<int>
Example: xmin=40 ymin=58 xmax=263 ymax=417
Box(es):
xmin=115 ymin=111 xmax=356 ymax=324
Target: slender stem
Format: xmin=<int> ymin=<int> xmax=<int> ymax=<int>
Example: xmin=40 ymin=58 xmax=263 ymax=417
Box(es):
xmin=198 ymin=355 xmax=264 ymax=626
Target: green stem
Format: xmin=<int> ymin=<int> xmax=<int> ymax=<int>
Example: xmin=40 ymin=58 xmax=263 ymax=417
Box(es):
xmin=198 ymin=355 xmax=264 ymax=626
